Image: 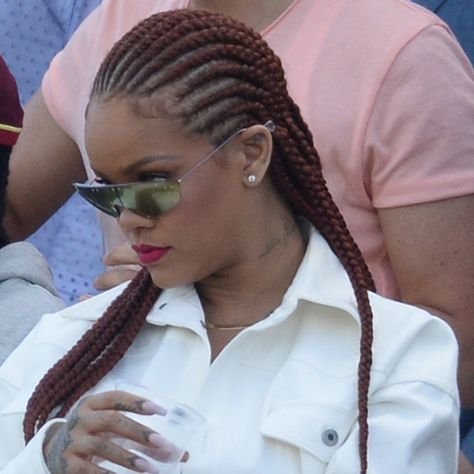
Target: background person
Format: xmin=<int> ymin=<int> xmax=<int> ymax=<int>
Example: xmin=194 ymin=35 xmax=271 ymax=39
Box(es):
xmin=0 ymin=11 xmax=459 ymax=472
xmin=0 ymin=0 xmax=103 ymax=304
xmin=412 ymin=1 xmax=474 ymax=471
xmin=0 ymin=55 xmax=63 ymax=364
xmin=414 ymin=0 xmax=473 ymax=63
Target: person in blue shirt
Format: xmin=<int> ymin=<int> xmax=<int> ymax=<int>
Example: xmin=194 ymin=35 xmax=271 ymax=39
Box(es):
xmin=0 ymin=0 xmax=103 ymax=304
xmin=414 ymin=0 xmax=473 ymax=63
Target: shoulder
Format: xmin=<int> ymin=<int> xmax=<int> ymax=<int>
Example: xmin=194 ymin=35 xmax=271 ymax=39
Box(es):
xmin=0 ymin=283 xmax=127 ymax=388
xmin=368 ymin=292 xmax=458 ymax=393
xmin=42 ymin=0 xmax=185 ymax=136
xmin=287 ymin=0 xmax=449 ymax=50
xmin=70 ymin=0 xmax=186 ymax=41
xmin=289 ymin=286 xmax=458 ymax=395
xmin=0 ymin=242 xmax=59 ymax=294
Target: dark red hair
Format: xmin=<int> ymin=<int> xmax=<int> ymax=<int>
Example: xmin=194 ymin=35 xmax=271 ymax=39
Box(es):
xmin=24 ymin=10 xmax=375 ymax=473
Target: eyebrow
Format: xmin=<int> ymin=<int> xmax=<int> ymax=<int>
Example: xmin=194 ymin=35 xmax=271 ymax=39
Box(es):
xmin=124 ymin=155 xmax=180 ymax=174
xmin=92 ymin=154 xmax=180 ymax=179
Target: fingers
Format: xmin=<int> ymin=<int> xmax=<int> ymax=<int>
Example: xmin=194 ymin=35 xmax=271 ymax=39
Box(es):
xmin=82 ymin=391 xmax=168 ymax=448
xmin=103 ymin=244 xmax=140 ymax=266
xmin=56 ymin=457 xmax=116 ymax=474
xmin=94 ymin=267 xmax=140 ymax=290
xmin=95 ymin=244 xmax=142 ymax=290
xmin=46 ymin=434 xmax=164 ymax=474
xmin=87 ymin=390 xmax=166 ymax=416
xmin=44 ymin=392 xmax=170 ymax=474
xmin=84 ymin=392 xmax=182 ymax=464
xmin=144 ymin=433 xmax=182 ymax=463
xmin=69 ymin=435 xmax=159 ymax=473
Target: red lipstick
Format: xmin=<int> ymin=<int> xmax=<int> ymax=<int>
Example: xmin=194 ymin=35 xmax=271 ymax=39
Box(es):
xmin=132 ymin=244 xmax=171 ymax=265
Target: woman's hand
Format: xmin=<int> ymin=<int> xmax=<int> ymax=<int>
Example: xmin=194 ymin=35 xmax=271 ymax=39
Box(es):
xmin=42 ymin=390 xmax=172 ymax=474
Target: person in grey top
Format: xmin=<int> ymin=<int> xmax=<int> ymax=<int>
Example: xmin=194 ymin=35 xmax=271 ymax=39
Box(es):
xmin=0 ymin=55 xmax=63 ymax=364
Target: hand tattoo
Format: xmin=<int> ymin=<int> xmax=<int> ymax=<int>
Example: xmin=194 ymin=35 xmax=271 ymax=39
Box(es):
xmin=44 ymin=401 xmax=83 ymax=474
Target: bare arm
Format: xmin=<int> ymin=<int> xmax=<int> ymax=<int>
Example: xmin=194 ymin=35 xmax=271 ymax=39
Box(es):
xmin=4 ymin=90 xmax=87 ymax=240
xmin=378 ymin=195 xmax=474 ymax=407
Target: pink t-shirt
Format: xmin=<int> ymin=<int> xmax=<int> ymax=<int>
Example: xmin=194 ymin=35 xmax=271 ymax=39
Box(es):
xmin=42 ymin=0 xmax=474 ymax=298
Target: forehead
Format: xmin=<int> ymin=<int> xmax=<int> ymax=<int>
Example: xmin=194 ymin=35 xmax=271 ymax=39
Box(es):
xmin=84 ymin=98 xmax=205 ymax=174
xmin=85 ymin=98 xmax=181 ymax=151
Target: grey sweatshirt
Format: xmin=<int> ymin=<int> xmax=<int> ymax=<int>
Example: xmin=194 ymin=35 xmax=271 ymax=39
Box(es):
xmin=0 ymin=242 xmax=64 ymax=364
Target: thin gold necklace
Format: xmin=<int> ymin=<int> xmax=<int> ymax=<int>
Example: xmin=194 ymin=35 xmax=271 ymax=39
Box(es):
xmin=200 ymin=320 xmax=256 ymax=331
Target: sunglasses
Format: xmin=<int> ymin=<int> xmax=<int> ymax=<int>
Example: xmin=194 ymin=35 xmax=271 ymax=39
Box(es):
xmin=74 ymin=121 xmax=274 ymax=219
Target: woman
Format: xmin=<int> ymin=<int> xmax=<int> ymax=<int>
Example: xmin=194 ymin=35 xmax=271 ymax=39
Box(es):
xmin=6 ymin=0 xmax=474 ymax=407
xmin=0 ymin=10 xmax=459 ymax=474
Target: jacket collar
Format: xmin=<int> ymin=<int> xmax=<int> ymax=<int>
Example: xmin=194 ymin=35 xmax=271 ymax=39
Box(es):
xmin=288 ymin=227 xmax=360 ymax=319
xmin=60 ymin=226 xmax=362 ymax=329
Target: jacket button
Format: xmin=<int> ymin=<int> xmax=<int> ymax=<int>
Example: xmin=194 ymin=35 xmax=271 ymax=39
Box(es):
xmin=322 ymin=429 xmax=338 ymax=446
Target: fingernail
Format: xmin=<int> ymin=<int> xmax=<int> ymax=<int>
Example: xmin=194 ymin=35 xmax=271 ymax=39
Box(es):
xmin=149 ymin=432 xmax=170 ymax=447
xmin=135 ymin=457 xmax=159 ymax=473
xmin=142 ymin=401 xmax=167 ymax=415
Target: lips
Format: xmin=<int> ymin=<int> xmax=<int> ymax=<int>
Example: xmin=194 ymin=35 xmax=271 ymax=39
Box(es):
xmin=132 ymin=244 xmax=171 ymax=265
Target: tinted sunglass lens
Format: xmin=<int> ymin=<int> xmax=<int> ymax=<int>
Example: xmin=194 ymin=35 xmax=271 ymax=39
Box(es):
xmin=117 ymin=182 xmax=181 ymax=218
xmin=76 ymin=186 xmax=120 ymax=217
xmin=76 ymin=181 xmax=181 ymax=218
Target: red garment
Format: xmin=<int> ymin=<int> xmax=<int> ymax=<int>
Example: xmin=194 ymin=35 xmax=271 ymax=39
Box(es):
xmin=0 ymin=56 xmax=22 ymax=147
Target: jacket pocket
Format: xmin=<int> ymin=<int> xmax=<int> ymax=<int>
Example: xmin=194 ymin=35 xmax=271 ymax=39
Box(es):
xmin=260 ymin=401 xmax=355 ymax=463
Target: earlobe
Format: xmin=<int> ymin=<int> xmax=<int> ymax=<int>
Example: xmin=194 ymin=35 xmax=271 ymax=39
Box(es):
xmin=240 ymin=124 xmax=273 ymax=187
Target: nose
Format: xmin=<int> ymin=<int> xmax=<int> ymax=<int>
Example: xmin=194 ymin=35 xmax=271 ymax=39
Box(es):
xmin=116 ymin=207 xmax=155 ymax=233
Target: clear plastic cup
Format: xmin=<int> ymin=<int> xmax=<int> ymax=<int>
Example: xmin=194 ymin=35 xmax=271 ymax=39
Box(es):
xmin=99 ymin=381 xmax=205 ymax=474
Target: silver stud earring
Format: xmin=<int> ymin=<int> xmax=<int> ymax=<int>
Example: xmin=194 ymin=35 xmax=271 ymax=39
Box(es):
xmin=248 ymin=175 xmax=257 ymax=183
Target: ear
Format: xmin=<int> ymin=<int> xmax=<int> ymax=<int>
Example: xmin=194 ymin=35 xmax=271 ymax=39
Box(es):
xmin=239 ymin=123 xmax=273 ymax=187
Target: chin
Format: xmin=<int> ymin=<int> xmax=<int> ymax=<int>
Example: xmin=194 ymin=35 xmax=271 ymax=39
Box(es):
xmin=148 ymin=268 xmax=190 ymax=290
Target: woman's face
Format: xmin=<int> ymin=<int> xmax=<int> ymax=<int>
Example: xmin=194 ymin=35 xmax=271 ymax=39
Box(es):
xmin=85 ymin=98 xmax=267 ymax=288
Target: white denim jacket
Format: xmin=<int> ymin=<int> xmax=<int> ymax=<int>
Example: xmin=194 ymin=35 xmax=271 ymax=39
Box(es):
xmin=0 ymin=229 xmax=459 ymax=473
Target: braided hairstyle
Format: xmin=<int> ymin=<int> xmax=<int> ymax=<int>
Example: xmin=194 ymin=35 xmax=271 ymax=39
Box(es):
xmin=24 ymin=9 xmax=376 ymax=473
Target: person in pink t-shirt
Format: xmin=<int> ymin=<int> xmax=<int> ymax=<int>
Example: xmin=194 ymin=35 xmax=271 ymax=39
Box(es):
xmin=4 ymin=0 xmax=474 ymax=416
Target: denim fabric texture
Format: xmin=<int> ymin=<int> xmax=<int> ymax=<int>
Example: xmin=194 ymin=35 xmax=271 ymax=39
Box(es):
xmin=461 ymin=410 xmax=474 ymax=464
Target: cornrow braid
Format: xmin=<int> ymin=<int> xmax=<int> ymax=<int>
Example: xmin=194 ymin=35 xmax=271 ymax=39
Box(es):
xmin=25 ymin=9 xmax=375 ymax=473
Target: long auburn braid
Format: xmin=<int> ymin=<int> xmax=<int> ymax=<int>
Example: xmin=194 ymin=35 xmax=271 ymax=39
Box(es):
xmin=25 ymin=9 xmax=375 ymax=472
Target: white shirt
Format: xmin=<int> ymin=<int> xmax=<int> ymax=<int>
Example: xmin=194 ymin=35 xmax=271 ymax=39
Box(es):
xmin=0 ymin=229 xmax=459 ymax=473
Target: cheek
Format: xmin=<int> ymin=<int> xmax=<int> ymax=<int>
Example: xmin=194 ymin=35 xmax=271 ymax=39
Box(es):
xmin=170 ymin=178 xmax=244 ymax=255
xmin=177 ymin=183 xmax=232 ymax=239
xmin=146 ymin=183 xmax=246 ymax=288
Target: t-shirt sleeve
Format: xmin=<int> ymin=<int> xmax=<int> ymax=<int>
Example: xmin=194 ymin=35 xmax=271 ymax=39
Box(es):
xmin=365 ymin=24 xmax=474 ymax=208
xmin=41 ymin=0 xmax=111 ymax=141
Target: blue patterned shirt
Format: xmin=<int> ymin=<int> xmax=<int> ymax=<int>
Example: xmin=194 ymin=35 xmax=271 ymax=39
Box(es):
xmin=0 ymin=0 xmax=104 ymax=304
